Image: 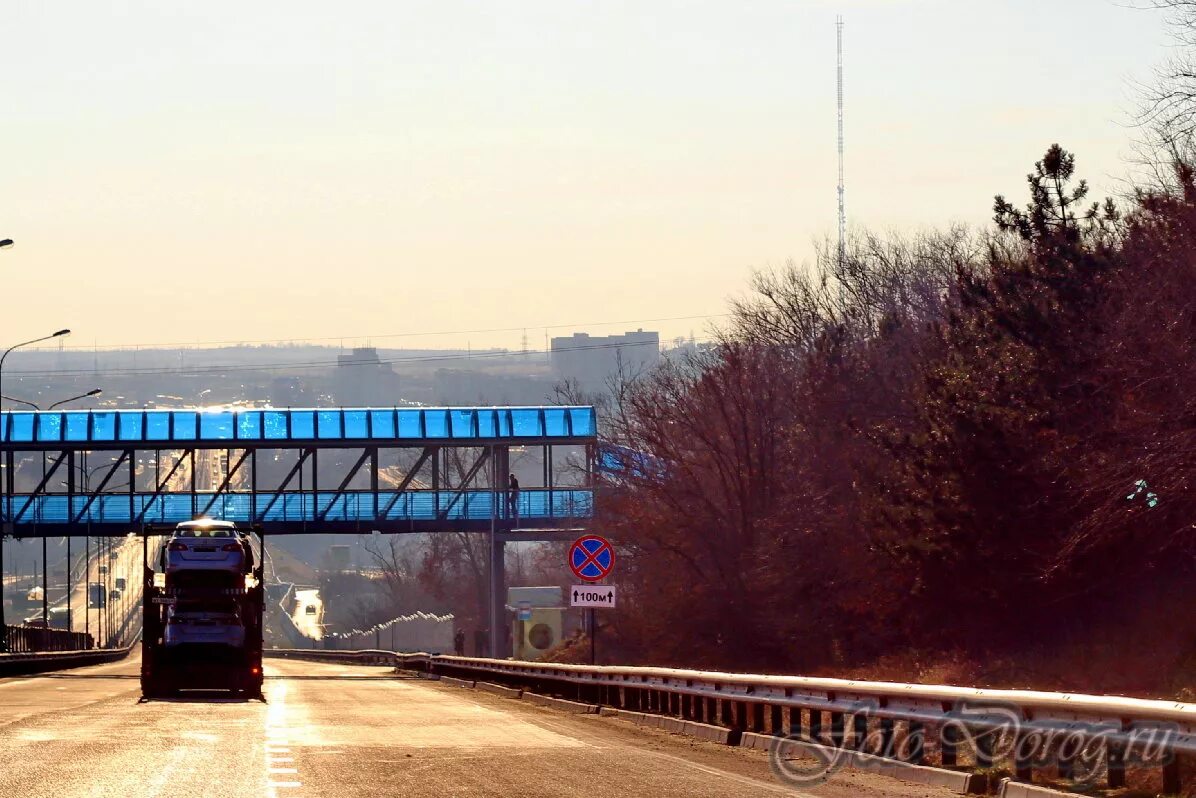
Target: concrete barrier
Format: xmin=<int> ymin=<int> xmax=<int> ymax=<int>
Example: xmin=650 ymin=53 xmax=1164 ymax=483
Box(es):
xmin=476 ymin=682 xmax=522 ymax=699
xmin=521 ymin=692 xmax=598 ymax=714
xmin=997 ymin=779 xmax=1077 ymax=798
xmin=740 ymin=733 xmax=986 ymax=795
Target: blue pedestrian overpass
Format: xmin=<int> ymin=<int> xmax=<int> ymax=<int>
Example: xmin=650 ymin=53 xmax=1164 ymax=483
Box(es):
xmin=0 ymin=405 xmax=596 ymax=537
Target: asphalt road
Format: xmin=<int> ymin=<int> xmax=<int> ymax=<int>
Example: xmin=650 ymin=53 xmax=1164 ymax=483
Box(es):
xmin=0 ymin=654 xmax=958 ymax=798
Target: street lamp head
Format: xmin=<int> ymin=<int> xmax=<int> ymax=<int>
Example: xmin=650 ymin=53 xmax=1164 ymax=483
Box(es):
xmin=0 ymin=239 xmax=13 ymax=250
xmin=86 ymin=388 xmax=102 ymax=397
xmin=53 ymin=329 xmax=70 ymax=337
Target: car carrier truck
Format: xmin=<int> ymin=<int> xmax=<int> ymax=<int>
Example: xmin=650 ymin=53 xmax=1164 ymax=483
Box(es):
xmin=140 ymin=520 xmax=265 ymax=698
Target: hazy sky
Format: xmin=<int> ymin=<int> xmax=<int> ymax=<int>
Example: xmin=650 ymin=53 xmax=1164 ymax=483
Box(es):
xmin=0 ymin=1 xmax=1172 ymax=352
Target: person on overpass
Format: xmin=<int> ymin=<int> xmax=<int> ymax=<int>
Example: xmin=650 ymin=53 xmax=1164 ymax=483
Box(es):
xmin=454 ymin=628 xmax=465 ymax=656
xmin=507 ymin=473 xmax=520 ymax=521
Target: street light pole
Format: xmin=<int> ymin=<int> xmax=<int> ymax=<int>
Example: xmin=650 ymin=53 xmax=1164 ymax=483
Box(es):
xmin=48 ymin=389 xmax=101 ymax=411
xmin=0 ymin=329 xmax=71 ymax=652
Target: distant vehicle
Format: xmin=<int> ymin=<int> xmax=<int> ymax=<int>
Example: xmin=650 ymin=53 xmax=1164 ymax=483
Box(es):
xmin=88 ymin=582 xmax=106 ymax=609
xmin=48 ymin=607 xmax=71 ymax=630
xmin=109 ymin=588 xmax=122 ymax=601
xmin=304 ymin=605 xmax=317 ymax=615
xmin=98 ymin=564 xmax=109 ymax=576
xmin=22 ymin=615 xmax=47 ymax=628
xmin=108 ymin=551 xmax=118 ymax=560
xmin=25 ymin=586 xmax=44 ymax=605
xmin=114 ymin=576 xmax=127 ymax=591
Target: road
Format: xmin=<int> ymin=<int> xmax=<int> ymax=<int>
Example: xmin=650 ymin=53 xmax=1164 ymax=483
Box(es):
xmin=0 ymin=654 xmax=957 ymax=798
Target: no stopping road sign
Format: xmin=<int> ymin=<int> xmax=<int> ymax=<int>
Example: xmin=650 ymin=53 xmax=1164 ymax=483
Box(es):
xmin=569 ymin=535 xmax=614 ymax=583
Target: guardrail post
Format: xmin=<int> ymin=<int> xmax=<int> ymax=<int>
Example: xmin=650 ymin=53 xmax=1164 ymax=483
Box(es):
xmin=1105 ymin=740 xmax=1125 ymax=789
xmin=1012 ymin=731 xmax=1032 ymax=781
xmin=750 ymin=702 xmax=765 ymax=733
xmin=1162 ymin=750 xmax=1181 ymax=794
xmin=906 ymin=722 xmax=925 ymax=764
xmin=1056 ymin=744 xmax=1073 ymax=781
xmin=853 ymin=711 xmax=868 ymax=750
xmin=830 ymin=712 xmax=845 ymax=748
xmin=878 ymin=717 xmax=894 ymax=758
xmin=975 ymin=729 xmax=994 ymax=770
xmin=809 ymin=709 xmax=823 ymax=743
xmin=788 ymin=707 xmax=802 ymax=738
xmin=940 ymin=721 xmax=959 ymax=768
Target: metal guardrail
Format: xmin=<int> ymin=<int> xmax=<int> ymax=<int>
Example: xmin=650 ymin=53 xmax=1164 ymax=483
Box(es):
xmin=4 ymin=624 xmax=93 ymax=653
xmin=0 ymin=633 xmax=139 ymax=676
xmin=266 ymin=648 xmax=1196 ymax=793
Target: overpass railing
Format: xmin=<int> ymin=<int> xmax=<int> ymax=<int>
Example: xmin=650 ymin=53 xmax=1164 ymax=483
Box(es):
xmin=1 ymin=488 xmax=592 ymax=526
xmin=266 ymin=648 xmax=1196 ymax=794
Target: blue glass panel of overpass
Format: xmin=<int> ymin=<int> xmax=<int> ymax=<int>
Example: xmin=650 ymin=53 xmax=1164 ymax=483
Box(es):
xmin=291 ymin=411 xmax=315 ymax=439
xmin=201 ymin=411 xmax=235 ymax=440
xmin=511 ymin=409 xmax=540 ymax=437
xmin=370 ymin=410 xmax=395 ymax=438
xmin=238 ymin=411 xmax=262 ymax=440
xmin=397 ymin=410 xmax=421 ymax=438
xmin=1 ymin=406 xmax=596 ymax=447
xmin=174 ymin=411 xmax=197 ymax=440
xmin=65 ymin=412 xmax=89 ymax=441
xmin=146 ymin=412 xmax=171 ymax=441
xmin=451 ymin=409 xmax=474 ymax=438
xmin=344 ymin=410 xmax=367 ymax=439
xmin=119 ymin=412 xmax=143 ymax=441
xmin=569 ymin=407 xmax=595 ymax=436
xmin=544 ymin=408 xmax=568 ymax=437
xmin=317 ymin=410 xmax=341 ymax=439
xmin=264 ymin=411 xmax=287 ymax=439
xmin=424 ymin=409 xmax=448 ymax=438
xmin=92 ymin=412 xmax=116 ymax=441
xmin=37 ymin=413 xmax=62 ymax=442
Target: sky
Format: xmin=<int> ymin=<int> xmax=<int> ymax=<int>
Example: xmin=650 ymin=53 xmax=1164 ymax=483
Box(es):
xmin=0 ymin=0 xmax=1174 ymax=353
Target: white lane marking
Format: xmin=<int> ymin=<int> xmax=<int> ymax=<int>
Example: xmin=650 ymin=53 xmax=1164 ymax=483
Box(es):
xmin=265 ymin=679 xmax=303 ymax=796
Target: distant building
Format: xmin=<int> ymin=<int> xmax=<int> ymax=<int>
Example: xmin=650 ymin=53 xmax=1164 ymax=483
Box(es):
xmin=550 ymin=329 xmax=660 ymax=390
xmin=327 ymin=544 xmax=352 ymax=572
xmin=334 ymin=347 xmax=401 ymax=406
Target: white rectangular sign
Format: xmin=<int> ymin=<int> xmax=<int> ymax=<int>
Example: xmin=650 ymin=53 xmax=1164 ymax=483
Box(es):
xmin=570 ymin=585 xmax=617 ymax=608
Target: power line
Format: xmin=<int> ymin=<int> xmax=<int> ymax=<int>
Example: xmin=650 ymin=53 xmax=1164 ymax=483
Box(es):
xmin=3 ymin=337 xmax=717 ymax=380
xmin=8 ymin=313 xmax=730 ymax=353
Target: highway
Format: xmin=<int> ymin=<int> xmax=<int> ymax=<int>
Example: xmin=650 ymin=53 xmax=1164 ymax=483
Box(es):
xmin=0 ymin=654 xmax=954 ymax=798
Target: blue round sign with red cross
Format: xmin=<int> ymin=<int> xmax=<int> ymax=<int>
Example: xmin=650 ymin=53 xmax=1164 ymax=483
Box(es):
xmin=569 ymin=535 xmax=615 ymax=583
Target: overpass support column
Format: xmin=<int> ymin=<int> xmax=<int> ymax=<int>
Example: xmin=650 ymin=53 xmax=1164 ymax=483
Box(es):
xmin=489 ymin=524 xmax=507 ymax=658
